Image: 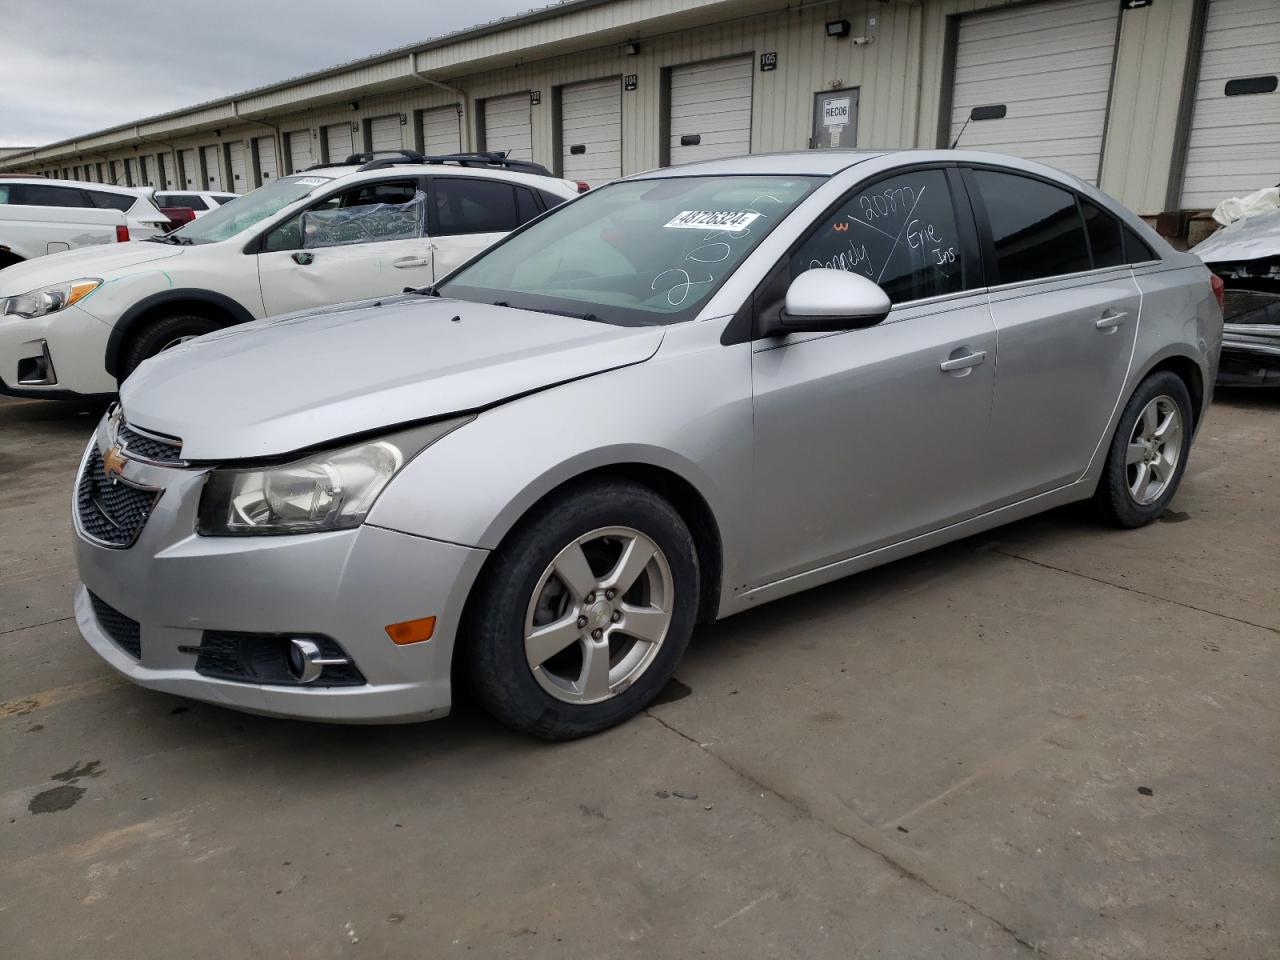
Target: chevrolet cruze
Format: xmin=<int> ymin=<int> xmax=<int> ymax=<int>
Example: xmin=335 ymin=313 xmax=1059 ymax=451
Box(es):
xmin=71 ymin=151 xmax=1222 ymax=739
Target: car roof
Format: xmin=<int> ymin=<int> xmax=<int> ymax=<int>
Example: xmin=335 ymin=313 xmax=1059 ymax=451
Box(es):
xmin=298 ymin=163 xmax=576 ymax=193
xmin=6 ymin=176 xmax=149 ymax=197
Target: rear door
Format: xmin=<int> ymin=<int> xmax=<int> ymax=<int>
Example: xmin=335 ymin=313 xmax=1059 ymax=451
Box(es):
xmin=963 ymin=167 xmax=1140 ymax=503
xmin=256 ymin=176 xmax=433 ymax=315
xmin=748 ymin=167 xmax=997 ymax=586
xmin=428 ymin=176 xmax=542 ymax=278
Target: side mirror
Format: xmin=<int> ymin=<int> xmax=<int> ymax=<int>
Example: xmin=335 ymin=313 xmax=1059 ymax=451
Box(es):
xmin=770 ymin=268 xmax=891 ymax=335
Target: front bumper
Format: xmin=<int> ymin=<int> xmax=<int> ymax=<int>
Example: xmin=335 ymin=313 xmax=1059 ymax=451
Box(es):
xmin=0 ymin=304 xmax=118 ymax=398
xmin=1218 ymin=327 xmax=1280 ymax=387
xmin=72 ymin=429 xmax=488 ymax=723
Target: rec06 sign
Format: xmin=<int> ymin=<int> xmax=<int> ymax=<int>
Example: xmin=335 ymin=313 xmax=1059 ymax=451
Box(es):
xmin=822 ymin=97 xmax=851 ymax=126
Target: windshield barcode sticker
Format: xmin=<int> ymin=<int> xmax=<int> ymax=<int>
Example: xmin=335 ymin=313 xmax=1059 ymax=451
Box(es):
xmin=293 ymin=176 xmax=331 ymax=186
xmin=664 ymin=210 xmax=762 ymax=232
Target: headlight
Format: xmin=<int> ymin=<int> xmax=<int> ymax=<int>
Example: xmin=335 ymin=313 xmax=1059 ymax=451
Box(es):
xmin=196 ymin=416 xmax=471 ymax=536
xmin=1 ymin=279 xmax=103 ymax=320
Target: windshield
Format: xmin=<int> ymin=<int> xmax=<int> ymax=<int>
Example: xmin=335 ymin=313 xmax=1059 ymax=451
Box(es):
xmin=169 ymin=175 xmax=333 ymax=244
xmin=438 ymin=175 xmax=819 ymax=325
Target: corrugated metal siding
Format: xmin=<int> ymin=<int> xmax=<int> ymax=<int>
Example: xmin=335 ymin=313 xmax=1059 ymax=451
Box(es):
xmin=1180 ymin=0 xmax=1280 ymax=208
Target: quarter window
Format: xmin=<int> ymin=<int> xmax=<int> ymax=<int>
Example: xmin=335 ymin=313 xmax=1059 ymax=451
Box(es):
xmin=85 ymin=190 xmax=136 ymax=212
xmin=791 ymin=169 xmax=966 ymax=304
xmin=971 ymin=170 xmax=1091 ymax=284
xmin=1079 ymin=197 xmax=1125 ymax=269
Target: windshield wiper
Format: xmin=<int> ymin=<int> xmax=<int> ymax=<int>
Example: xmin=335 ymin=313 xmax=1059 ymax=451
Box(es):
xmin=407 ymin=284 xmax=440 ymax=296
xmin=144 ymin=233 xmax=193 ymax=245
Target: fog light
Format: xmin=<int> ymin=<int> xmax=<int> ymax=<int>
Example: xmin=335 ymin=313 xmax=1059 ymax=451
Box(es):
xmin=16 ymin=341 xmax=57 ymax=385
xmin=286 ymin=637 xmax=352 ymax=684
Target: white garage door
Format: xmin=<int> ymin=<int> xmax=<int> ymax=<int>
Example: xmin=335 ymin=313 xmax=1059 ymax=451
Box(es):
xmin=255 ymin=136 xmax=279 ymax=184
xmin=286 ymin=131 xmax=313 ymax=174
xmin=324 ymin=123 xmax=354 ymax=163
xmin=560 ymin=77 xmax=622 ymax=187
xmin=668 ymin=56 xmax=754 ymax=165
xmin=483 ymin=94 xmax=533 ymax=161
xmin=201 ymin=146 xmax=222 ymax=190
xmin=161 ymin=154 xmax=177 ymax=189
xmin=227 ymin=142 xmax=247 ymax=193
xmin=124 ymin=157 xmax=138 ymax=187
xmin=369 ymin=115 xmax=403 ymax=153
xmin=1180 ymin=0 xmax=1280 ymax=208
xmin=179 ymin=149 xmax=196 ymax=187
xmin=948 ymin=0 xmax=1119 ymax=184
xmin=420 ymin=106 xmax=462 ymax=156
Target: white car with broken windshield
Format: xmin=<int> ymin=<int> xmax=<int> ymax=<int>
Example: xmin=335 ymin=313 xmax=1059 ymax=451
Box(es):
xmin=0 ymin=152 xmax=577 ymax=399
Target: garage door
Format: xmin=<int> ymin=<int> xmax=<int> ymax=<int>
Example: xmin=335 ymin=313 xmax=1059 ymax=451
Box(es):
xmin=668 ymin=56 xmax=753 ymax=165
xmin=255 ymin=136 xmax=279 ymax=185
xmin=324 ymin=123 xmax=354 ymax=164
xmin=420 ymin=106 xmax=462 ymax=156
xmin=947 ymin=0 xmax=1119 ymax=184
xmin=483 ymin=94 xmax=533 ymax=161
xmin=560 ymin=77 xmax=622 ymax=187
xmin=178 ymin=149 xmax=196 ymax=187
xmin=227 ymin=142 xmax=247 ymax=193
xmin=369 ymin=115 xmax=402 ymax=154
xmin=201 ymin=146 xmax=221 ymax=190
xmin=286 ymin=131 xmax=312 ymax=173
xmin=1180 ymin=0 xmax=1280 ymax=208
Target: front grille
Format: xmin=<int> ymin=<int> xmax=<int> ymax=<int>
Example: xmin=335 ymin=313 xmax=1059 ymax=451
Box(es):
xmin=88 ymin=592 xmax=141 ymax=659
xmin=76 ymin=448 xmax=161 ymax=548
xmin=192 ymin=632 xmax=366 ymax=687
xmin=118 ymin=423 xmax=183 ymax=464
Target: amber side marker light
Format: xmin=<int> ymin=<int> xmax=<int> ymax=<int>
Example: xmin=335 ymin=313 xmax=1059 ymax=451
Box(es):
xmin=385 ymin=616 xmax=436 ymax=645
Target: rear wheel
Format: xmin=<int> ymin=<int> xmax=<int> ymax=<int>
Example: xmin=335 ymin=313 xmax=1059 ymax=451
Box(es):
xmin=120 ymin=313 xmax=221 ymax=380
xmin=466 ymin=479 xmax=699 ymax=740
xmin=1093 ymin=371 xmax=1193 ymax=528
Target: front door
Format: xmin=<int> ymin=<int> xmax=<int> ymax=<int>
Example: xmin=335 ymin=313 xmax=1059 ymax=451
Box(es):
xmin=812 ymin=88 xmax=859 ymax=149
xmin=748 ymin=167 xmax=996 ymax=587
xmin=256 ymin=177 xmax=434 ymax=316
xmin=965 ymin=169 xmax=1141 ymax=503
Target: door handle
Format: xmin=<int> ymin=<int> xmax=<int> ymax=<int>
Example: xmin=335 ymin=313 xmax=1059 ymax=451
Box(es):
xmin=939 ymin=349 xmax=987 ymax=373
xmin=292 ymin=251 xmax=314 ymax=265
xmin=1095 ymin=310 xmax=1128 ymax=331
xmin=393 ymin=256 xmax=432 ymax=268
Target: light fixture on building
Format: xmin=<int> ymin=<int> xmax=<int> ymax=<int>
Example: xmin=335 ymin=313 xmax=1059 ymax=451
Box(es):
xmin=624 ymin=41 xmax=640 ymax=56
xmin=350 ymin=100 xmax=360 ymax=111
xmin=825 ymin=19 xmax=851 ymax=39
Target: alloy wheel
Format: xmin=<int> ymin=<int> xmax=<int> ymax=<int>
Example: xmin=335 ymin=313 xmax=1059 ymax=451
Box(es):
xmin=523 ymin=526 xmax=674 ymax=705
xmin=1126 ymin=395 xmax=1182 ymax=505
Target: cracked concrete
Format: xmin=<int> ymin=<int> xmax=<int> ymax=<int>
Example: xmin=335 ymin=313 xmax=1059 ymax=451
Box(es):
xmin=1 ymin=390 xmax=1276 ymax=959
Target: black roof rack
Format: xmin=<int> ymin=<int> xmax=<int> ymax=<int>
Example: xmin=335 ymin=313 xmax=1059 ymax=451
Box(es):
xmin=304 ymin=150 xmax=555 ymax=178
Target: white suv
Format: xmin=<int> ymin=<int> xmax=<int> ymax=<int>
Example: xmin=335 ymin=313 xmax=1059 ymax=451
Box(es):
xmin=0 ymin=153 xmax=578 ymax=399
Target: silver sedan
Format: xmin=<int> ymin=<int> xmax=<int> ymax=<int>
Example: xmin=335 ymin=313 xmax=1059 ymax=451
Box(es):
xmin=72 ymin=150 xmax=1222 ymax=738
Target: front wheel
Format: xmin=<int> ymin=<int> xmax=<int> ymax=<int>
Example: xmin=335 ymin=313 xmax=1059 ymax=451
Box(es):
xmin=1093 ymin=370 xmax=1194 ymax=528
xmin=119 ymin=313 xmax=221 ymax=381
xmin=466 ymin=479 xmax=699 ymax=740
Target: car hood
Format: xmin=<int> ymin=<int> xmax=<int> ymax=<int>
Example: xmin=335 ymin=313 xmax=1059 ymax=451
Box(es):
xmin=0 ymin=241 xmax=184 ymax=295
xmin=120 ymin=296 xmax=665 ymax=460
xmin=1192 ymin=209 xmax=1280 ymax=264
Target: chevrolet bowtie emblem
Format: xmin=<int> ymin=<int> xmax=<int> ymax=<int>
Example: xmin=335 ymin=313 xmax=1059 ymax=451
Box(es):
xmin=103 ymin=446 xmax=127 ymax=482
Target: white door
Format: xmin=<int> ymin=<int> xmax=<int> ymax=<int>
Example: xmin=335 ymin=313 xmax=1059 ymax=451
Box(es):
xmin=162 ymin=154 xmax=178 ymax=188
xmin=483 ymin=93 xmax=533 ymax=161
xmin=668 ymin=56 xmax=754 ymax=165
xmin=1180 ymin=0 xmax=1280 ymax=208
xmin=256 ymin=178 xmax=433 ymax=315
xmin=228 ymin=141 xmax=247 ymax=193
xmin=287 ymin=131 xmax=313 ymax=173
xmin=421 ymin=106 xmax=462 ymax=155
xmin=560 ymin=77 xmax=622 ymax=187
xmin=947 ymin=0 xmax=1119 ymax=184
xmin=124 ymin=157 xmax=138 ymax=187
xmin=324 ymin=123 xmax=354 ymax=163
xmin=369 ymin=115 xmax=402 ymax=153
xmin=255 ymin=136 xmax=279 ymax=185
xmin=201 ymin=145 xmax=222 ymax=191
xmin=179 ymin=149 xmax=197 ymax=188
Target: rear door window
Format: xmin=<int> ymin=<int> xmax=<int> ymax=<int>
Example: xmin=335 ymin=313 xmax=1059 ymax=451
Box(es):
xmin=432 ymin=178 xmax=519 ymax=235
xmin=971 ymin=170 xmax=1091 ymax=284
xmin=790 ymin=168 xmax=968 ymax=304
xmin=10 ymin=184 xmax=91 ymax=207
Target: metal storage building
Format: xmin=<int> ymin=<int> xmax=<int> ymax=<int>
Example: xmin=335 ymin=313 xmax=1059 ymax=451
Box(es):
xmin=3 ymin=0 xmax=1277 ymax=230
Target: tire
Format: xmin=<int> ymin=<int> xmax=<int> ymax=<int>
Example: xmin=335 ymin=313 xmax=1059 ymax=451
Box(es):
xmin=120 ymin=314 xmax=221 ymax=380
xmin=466 ymin=479 xmax=699 ymax=740
xmin=1093 ymin=370 xmax=1194 ymax=528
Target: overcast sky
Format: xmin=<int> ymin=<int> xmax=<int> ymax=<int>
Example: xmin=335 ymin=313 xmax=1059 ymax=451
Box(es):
xmin=0 ymin=0 xmax=538 ymax=147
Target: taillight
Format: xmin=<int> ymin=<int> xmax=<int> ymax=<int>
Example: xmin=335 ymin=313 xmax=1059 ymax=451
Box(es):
xmin=1210 ymin=273 xmax=1224 ymax=313
xmin=575 ymin=181 xmax=590 ymax=194
xmin=115 ymin=225 xmax=130 ymax=243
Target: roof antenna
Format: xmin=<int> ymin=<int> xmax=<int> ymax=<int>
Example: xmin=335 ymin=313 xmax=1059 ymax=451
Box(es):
xmin=951 ymin=105 xmax=1007 ymax=149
